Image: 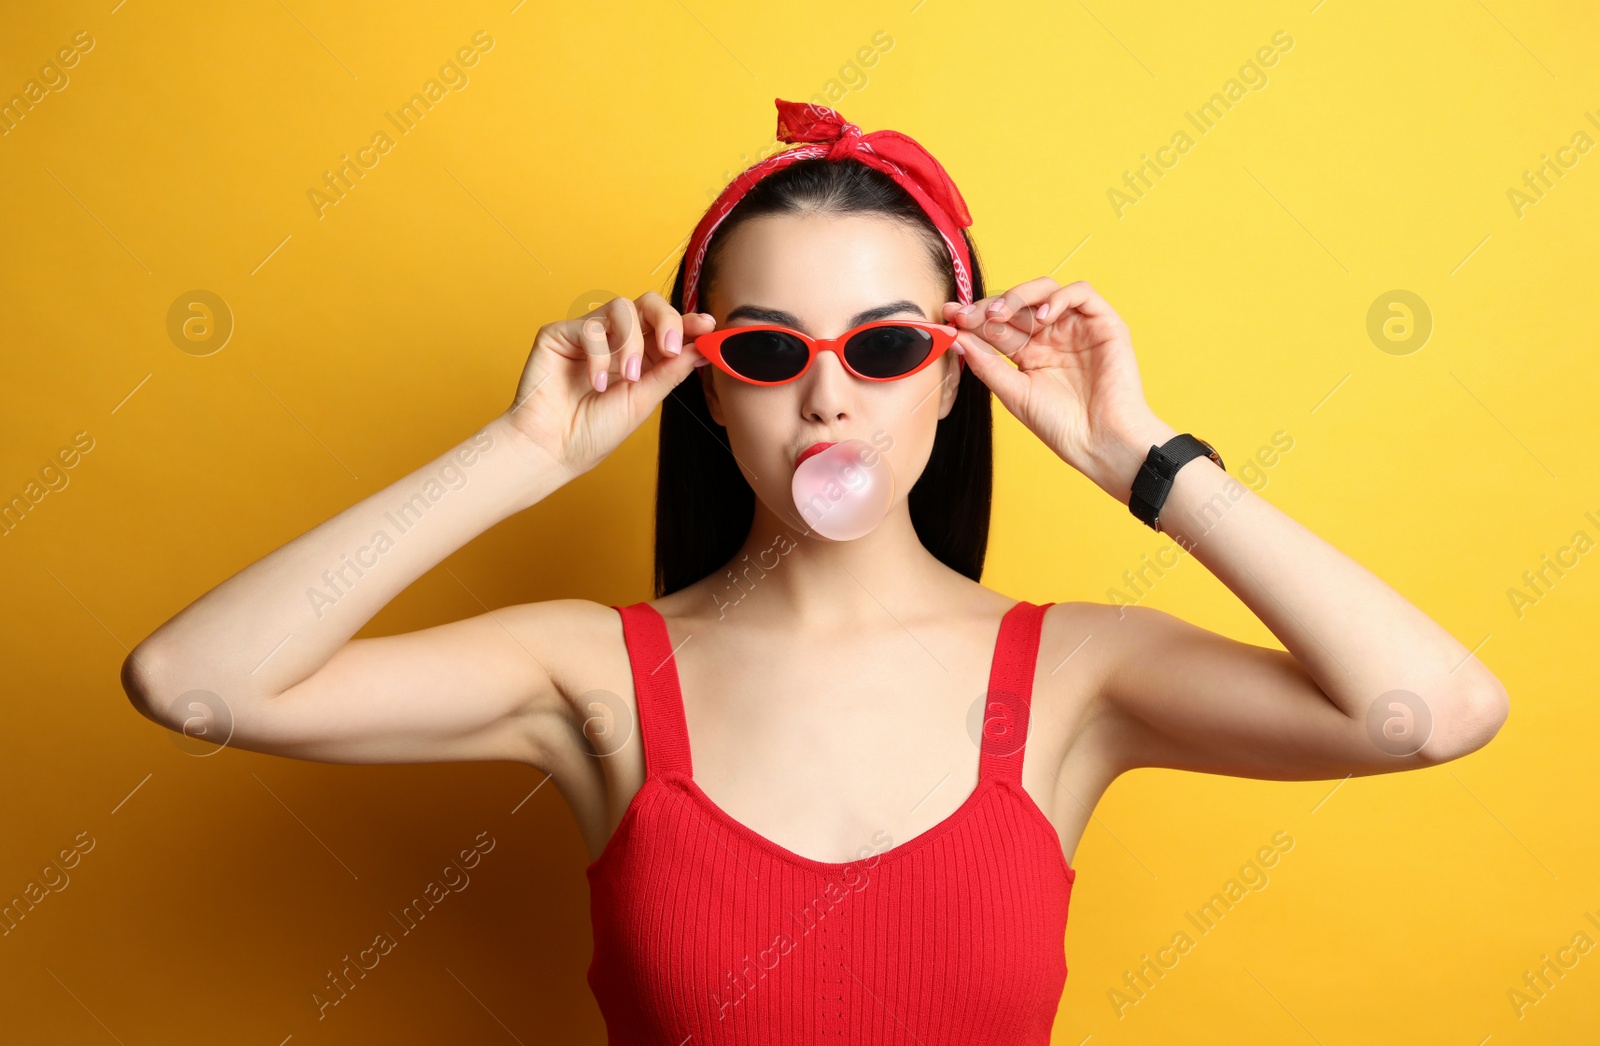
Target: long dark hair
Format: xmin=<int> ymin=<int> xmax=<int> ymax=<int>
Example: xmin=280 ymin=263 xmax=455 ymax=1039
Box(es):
xmin=654 ymin=157 xmax=993 ymax=598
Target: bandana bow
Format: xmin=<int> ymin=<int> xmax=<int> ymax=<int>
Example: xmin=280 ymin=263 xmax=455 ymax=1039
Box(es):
xmin=681 ymin=98 xmax=976 ymax=316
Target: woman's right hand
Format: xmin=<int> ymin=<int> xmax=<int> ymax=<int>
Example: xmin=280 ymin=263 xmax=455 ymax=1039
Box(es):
xmin=501 ymin=292 xmax=716 ymax=476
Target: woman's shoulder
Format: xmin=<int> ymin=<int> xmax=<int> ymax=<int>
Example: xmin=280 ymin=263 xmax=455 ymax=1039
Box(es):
xmin=961 ymin=583 xmax=1107 ymax=628
xmin=492 ymin=597 xmax=632 ymax=690
xmin=935 ymin=589 xmax=1129 ymax=693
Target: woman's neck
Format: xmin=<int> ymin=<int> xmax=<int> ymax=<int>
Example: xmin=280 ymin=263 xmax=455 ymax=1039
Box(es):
xmin=712 ymin=497 xmax=961 ymax=629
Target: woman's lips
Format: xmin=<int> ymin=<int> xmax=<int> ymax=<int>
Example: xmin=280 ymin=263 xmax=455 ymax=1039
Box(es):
xmin=795 ymin=441 xmax=837 ymax=467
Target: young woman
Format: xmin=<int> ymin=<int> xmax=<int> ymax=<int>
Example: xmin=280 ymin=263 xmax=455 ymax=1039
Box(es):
xmin=122 ymin=99 xmax=1508 ymax=1042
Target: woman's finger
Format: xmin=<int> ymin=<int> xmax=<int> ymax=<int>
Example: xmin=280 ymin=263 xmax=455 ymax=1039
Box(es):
xmin=954 ymin=328 xmax=1031 ymax=410
xmin=979 ymin=276 xmax=1060 ymax=330
xmin=944 ymin=299 xmax=1005 ymax=335
xmin=574 ymin=311 xmax=614 ymax=393
xmin=660 ymin=310 xmax=715 ymax=376
xmin=948 ymin=275 xmax=1122 ymax=343
xmin=579 ymin=297 xmax=643 ymax=394
xmin=945 ymin=298 xmax=1033 ymax=355
xmin=986 ymin=276 xmax=1060 ymax=316
xmin=630 ymin=292 xmax=680 ymax=381
xmin=629 ymin=312 xmax=717 ymax=417
xmin=1043 ymin=280 xmax=1127 ymax=327
xmin=943 ymin=295 xmax=1042 ymax=347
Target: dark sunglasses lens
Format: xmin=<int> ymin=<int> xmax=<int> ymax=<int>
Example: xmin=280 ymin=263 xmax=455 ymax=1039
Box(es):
xmin=719 ymin=329 xmax=810 ymax=382
xmin=843 ymin=325 xmax=935 ymax=378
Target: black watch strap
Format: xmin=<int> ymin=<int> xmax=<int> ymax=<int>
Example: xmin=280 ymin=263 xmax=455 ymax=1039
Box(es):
xmin=1128 ymin=433 xmax=1224 ymax=531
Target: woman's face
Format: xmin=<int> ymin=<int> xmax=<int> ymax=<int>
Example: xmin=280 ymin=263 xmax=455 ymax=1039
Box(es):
xmin=698 ymin=212 xmax=963 ymax=532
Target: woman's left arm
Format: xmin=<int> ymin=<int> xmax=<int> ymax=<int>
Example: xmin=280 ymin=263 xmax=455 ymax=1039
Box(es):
xmin=945 ymin=278 xmax=1509 ymax=779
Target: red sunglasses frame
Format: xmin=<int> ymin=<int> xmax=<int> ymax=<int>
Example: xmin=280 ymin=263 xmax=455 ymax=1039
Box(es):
xmin=693 ymin=319 xmax=964 ymax=386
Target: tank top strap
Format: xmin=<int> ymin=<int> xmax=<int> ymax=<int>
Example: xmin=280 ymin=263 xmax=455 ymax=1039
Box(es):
xmin=978 ymin=600 xmax=1055 ymax=784
xmin=611 ymin=603 xmax=694 ymax=779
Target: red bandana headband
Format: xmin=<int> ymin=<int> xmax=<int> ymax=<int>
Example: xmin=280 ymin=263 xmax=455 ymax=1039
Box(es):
xmin=681 ymin=97 xmax=976 ymax=317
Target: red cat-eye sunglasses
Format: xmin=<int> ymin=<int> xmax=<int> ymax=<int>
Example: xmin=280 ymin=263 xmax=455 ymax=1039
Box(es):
xmin=693 ymin=320 xmax=964 ymax=386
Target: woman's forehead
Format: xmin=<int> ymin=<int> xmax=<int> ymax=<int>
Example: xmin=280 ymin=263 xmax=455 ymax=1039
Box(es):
xmin=707 ymin=213 xmax=945 ymax=322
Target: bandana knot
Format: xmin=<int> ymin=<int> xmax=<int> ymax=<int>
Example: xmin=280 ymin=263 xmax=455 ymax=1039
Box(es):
xmin=680 ymin=98 xmax=977 ymax=316
xmin=825 ymin=131 xmax=861 ymax=162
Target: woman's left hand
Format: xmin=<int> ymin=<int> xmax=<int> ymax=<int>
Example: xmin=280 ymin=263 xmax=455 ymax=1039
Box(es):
xmin=942 ymin=277 xmax=1177 ymax=503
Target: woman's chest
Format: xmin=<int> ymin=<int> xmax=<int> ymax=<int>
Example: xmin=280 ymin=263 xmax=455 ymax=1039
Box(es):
xmin=587 ymin=785 xmax=1073 ymax=1043
xmin=636 ymin=649 xmax=1082 ymax=862
xmin=687 ymin=680 xmax=1032 ymax=860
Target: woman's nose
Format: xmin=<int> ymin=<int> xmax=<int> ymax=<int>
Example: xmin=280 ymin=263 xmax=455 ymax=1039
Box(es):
xmin=800 ymin=348 xmax=853 ymax=421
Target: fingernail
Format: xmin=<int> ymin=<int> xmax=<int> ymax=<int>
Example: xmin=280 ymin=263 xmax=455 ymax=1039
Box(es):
xmin=987 ymin=299 xmax=1005 ymax=313
xmin=625 ymin=356 xmax=641 ymax=381
xmin=693 ymin=356 xmax=710 ymax=368
xmin=665 ymin=329 xmax=682 ymax=355
xmin=595 ymin=370 xmax=607 ymax=392
xmin=1037 ymin=302 xmax=1050 ymax=320
xmin=959 ymin=303 xmax=975 ymax=315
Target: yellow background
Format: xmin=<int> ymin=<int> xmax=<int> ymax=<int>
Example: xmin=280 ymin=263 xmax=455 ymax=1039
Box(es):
xmin=2 ymin=0 xmax=1597 ymax=1042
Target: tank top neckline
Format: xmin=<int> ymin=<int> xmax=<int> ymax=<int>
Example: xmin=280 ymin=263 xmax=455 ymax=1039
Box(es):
xmin=590 ymin=598 xmax=1075 ymax=881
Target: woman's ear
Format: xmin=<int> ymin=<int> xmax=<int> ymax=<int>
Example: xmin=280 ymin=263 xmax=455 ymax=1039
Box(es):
xmin=935 ymin=353 xmax=962 ymax=421
xmin=700 ymin=366 xmax=726 ymax=426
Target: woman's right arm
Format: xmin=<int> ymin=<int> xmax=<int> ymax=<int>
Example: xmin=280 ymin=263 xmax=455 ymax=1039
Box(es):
xmin=120 ymin=294 xmax=714 ymax=767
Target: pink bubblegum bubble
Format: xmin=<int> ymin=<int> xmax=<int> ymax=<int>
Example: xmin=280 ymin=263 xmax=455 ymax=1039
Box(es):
xmin=791 ymin=438 xmax=895 ymax=541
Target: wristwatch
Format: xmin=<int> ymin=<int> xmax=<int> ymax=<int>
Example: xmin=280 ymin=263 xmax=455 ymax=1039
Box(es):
xmin=1128 ymin=433 xmax=1224 ymax=531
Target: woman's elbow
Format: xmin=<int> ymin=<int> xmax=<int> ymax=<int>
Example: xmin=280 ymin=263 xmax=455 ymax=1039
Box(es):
xmin=121 ymin=642 xmax=185 ymax=730
xmin=1420 ymin=682 xmax=1510 ymax=763
xmin=121 ymin=644 xmax=162 ymax=714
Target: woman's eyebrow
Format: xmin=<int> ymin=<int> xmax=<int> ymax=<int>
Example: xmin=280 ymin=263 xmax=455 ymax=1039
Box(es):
xmin=722 ymin=300 xmax=927 ymax=333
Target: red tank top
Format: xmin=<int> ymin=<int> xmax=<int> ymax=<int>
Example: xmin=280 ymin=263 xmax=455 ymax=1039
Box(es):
xmin=587 ymin=599 xmax=1076 ymax=1043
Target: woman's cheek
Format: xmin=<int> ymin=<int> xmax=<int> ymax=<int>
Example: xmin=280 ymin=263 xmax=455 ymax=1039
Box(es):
xmin=723 ymin=400 xmax=790 ymax=487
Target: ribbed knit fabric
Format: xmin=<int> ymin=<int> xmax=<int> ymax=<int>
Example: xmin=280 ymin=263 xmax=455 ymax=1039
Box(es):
xmin=587 ymin=599 xmax=1076 ymax=1044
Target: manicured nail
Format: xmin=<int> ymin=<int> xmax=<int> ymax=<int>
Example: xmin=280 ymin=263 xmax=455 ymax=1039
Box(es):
xmin=959 ymin=303 xmax=975 ymax=315
xmin=665 ymin=328 xmax=682 ymax=355
xmin=693 ymin=356 xmax=710 ymax=368
xmin=987 ymin=299 xmax=1005 ymax=313
xmin=594 ymin=370 xmax=607 ymax=392
xmin=625 ymin=356 xmax=641 ymax=381
xmin=1037 ymin=302 xmax=1051 ymax=320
